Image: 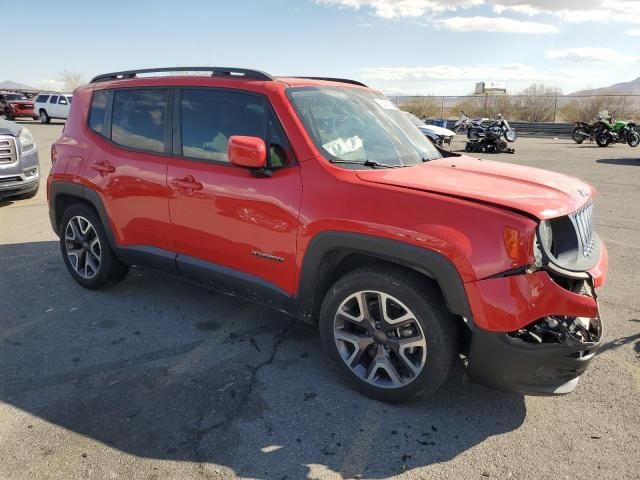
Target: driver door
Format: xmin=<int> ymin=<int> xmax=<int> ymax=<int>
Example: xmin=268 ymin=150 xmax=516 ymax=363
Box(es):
xmin=167 ymin=88 xmax=302 ymax=297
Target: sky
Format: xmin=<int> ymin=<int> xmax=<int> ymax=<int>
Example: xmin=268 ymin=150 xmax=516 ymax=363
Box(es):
xmin=3 ymin=0 xmax=640 ymax=95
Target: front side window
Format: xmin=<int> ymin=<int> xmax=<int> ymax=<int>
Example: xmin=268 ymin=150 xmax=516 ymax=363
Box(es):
xmin=58 ymin=96 xmax=68 ymax=105
xmin=287 ymin=87 xmax=441 ymax=168
xmin=111 ymin=89 xmax=168 ymax=153
xmin=180 ymin=89 xmax=266 ymax=163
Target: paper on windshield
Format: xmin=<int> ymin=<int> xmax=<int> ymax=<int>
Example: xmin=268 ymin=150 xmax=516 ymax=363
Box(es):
xmin=322 ymin=136 xmax=365 ymax=160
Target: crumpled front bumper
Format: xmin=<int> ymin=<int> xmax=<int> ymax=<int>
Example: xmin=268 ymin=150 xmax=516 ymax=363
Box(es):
xmin=464 ymin=242 xmax=607 ymax=395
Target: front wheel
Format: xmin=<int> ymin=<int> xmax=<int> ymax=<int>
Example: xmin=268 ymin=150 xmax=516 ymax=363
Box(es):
xmin=504 ymin=129 xmax=517 ymax=142
xmin=596 ymin=132 xmax=611 ymax=147
xmin=59 ymin=203 xmax=129 ymax=289
xmin=627 ymin=131 xmax=640 ymax=147
xmin=319 ymin=266 xmax=459 ymax=402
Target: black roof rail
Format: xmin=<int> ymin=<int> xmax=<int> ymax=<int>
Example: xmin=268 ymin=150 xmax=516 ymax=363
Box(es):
xmin=288 ymin=76 xmax=367 ymax=87
xmin=90 ymin=67 xmax=274 ymax=83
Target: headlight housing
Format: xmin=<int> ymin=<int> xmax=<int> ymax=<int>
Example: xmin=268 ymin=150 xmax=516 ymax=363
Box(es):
xmin=533 ymin=220 xmax=553 ymax=267
xmin=19 ymin=127 xmax=35 ymax=151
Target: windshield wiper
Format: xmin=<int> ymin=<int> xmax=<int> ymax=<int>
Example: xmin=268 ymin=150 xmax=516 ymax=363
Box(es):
xmin=329 ymin=159 xmax=406 ymax=168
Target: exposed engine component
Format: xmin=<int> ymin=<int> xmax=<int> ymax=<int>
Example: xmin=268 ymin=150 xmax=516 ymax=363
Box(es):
xmin=509 ymin=315 xmax=601 ymax=345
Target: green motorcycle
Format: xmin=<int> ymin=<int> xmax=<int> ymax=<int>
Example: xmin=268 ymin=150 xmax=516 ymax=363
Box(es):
xmin=595 ymin=116 xmax=640 ymax=147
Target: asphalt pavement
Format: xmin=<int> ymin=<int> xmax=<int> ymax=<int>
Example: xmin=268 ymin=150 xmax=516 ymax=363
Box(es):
xmin=1 ymin=122 xmax=639 ymax=479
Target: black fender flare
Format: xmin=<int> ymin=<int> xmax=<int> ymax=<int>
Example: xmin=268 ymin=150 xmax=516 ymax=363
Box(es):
xmin=48 ymin=180 xmax=178 ymax=273
xmin=294 ymin=231 xmax=474 ymax=326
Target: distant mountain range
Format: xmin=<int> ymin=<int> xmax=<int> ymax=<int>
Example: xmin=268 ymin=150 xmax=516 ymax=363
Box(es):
xmin=571 ymin=77 xmax=640 ymax=96
xmin=0 ymin=80 xmax=36 ymax=90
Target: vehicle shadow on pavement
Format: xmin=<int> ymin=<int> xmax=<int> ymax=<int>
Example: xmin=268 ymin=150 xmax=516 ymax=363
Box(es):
xmin=1 ymin=241 xmax=526 ymax=479
xmin=596 ymin=158 xmax=640 ymax=166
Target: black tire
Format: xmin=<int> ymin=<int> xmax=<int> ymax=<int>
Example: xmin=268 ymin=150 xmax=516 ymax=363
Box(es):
xmin=485 ymin=143 xmax=497 ymax=153
xmin=627 ymin=131 xmax=640 ymax=147
xmin=468 ymin=128 xmax=481 ymax=141
xmin=571 ymin=127 xmax=586 ymax=144
xmin=32 ymin=115 xmax=39 ymax=121
xmin=59 ymin=203 xmax=129 ymax=289
xmin=465 ymin=142 xmax=473 ymax=152
xmin=5 ymin=110 xmax=14 ymax=121
xmin=319 ymin=265 xmax=459 ymax=403
xmin=39 ymin=109 xmax=51 ymax=124
xmin=596 ymin=132 xmax=611 ymax=147
xmin=13 ymin=184 xmax=39 ymax=200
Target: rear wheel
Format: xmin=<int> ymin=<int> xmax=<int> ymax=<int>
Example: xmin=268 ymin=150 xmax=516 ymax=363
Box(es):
xmin=571 ymin=127 xmax=586 ymax=144
xmin=627 ymin=130 xmax=640 ymax=147
xmin=468 ymin=129 xmax=481 ymax=141
xmin=39 ymin=109 xmax=50 ymax=124
xmin=319 ymin=266 xmax=459 ymax=402
xmin=5 ymin=109 xmax=14 ymax=121
xmin=59 ymin=203 xmax=129 ymax=289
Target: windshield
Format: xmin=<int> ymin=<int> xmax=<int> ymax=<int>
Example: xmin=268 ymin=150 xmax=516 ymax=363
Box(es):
xmin=6 ymin=94 xmax=28 ymax=101
xmin=404 ymin=112 xmax=425 ymax=127
xmin=287 ymin=87 xmax=441 ymax=167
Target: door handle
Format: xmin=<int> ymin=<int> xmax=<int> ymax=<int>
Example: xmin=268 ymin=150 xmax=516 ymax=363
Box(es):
xmin=171 ymin=175 xmax=203 ymax=191
xmin=91 ymin=161 xmax=115 ymax=176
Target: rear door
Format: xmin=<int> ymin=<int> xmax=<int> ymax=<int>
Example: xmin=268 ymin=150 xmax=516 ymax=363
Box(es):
xmin=167 ymin=88 xmax=302 ymax=297
xmin=84 ymin=88 xmax=174 ymax=260
xmin=48 ymin=95 xmax=59 ymax=117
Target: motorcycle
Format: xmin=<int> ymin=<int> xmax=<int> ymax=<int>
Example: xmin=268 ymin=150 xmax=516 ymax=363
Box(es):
xmin=458 ymin=113 xmax=517 ymax=153
xmin=595 ymin=115 xmax=640 ymax=147
xmin=572 ymin=111 xmax=611 ymax=144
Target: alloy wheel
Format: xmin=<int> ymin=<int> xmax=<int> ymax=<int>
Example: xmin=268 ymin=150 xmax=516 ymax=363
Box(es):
xmin=64 ymin=216 xmax=102 ymax=279
xmin=333 ymin=290 xmax=427 ymax=389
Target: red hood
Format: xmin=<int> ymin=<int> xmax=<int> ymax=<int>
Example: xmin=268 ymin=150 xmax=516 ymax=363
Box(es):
xmin=356 ymin=155 xmax=594 ymax=220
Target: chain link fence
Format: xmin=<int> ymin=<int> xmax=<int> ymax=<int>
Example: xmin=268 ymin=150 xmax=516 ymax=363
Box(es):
xmin=390 ymin=94 xmax=640 ymax=124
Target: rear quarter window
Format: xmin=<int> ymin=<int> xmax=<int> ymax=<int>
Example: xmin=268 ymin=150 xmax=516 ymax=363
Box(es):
xmin=89 ymin=91 xmax=108 ymax=134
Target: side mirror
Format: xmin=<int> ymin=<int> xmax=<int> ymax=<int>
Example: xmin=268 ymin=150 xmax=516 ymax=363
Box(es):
xmin=228 ymin=136 xmax=267 ymax=169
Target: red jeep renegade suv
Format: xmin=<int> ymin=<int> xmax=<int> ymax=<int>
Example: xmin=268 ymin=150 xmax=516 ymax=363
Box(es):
xmin=47 ymin=67 xmax=607 ymax=402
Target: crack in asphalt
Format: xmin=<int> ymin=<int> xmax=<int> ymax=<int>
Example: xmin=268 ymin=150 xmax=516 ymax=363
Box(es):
xmin=193 ymin=320 xmax=295 ymax=467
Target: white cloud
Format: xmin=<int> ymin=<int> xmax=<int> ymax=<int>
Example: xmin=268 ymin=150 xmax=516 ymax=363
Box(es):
xmin=493 ymin=1 xmax=640 ymax=24
xmin=314 ymin=0 xmax=482 ymax=19
xmin=626 ymin=28 xmax=640 ymax=35
xmin=360 ymin=63 xmax=557 ymax=81
xmin=440 ymin=16 xmax=558 ymax=33
xmin=545 ymin=47 xmax=638 ymax=62
xmin=315 ymin=0 xmax=640 ymax=24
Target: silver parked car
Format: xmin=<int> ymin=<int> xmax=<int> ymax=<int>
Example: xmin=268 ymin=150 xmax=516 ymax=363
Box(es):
xmin=0 ymin=118 xmax=40 ymax=200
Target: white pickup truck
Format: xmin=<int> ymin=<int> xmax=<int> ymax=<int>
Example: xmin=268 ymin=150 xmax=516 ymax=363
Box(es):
xmin=33 ymin=93 xmax=73 ymax=123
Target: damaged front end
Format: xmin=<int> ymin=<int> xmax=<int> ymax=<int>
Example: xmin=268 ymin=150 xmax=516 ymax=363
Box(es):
xmin=509 ymin=314 xmax=601 ymax=346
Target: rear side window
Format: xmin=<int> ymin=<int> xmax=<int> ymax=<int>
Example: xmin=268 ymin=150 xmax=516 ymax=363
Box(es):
xmin=111 ymin=89 xmax=168 ymax=153
xmin=36 ymin=94 xmax=50 ymax=103
xmin=50 ymin=95 xmax=58 ymax=104
xmin=58 ymin=96 xmax=68 ymax=105
xmin=89 ymin=91 xmax=108 ymax=134
xmin=180 ymin=89 xmax=266 ymax=163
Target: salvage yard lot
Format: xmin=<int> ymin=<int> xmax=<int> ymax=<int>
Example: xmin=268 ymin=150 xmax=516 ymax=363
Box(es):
xmin=1 ymin=122 xmax=639 ymax=480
